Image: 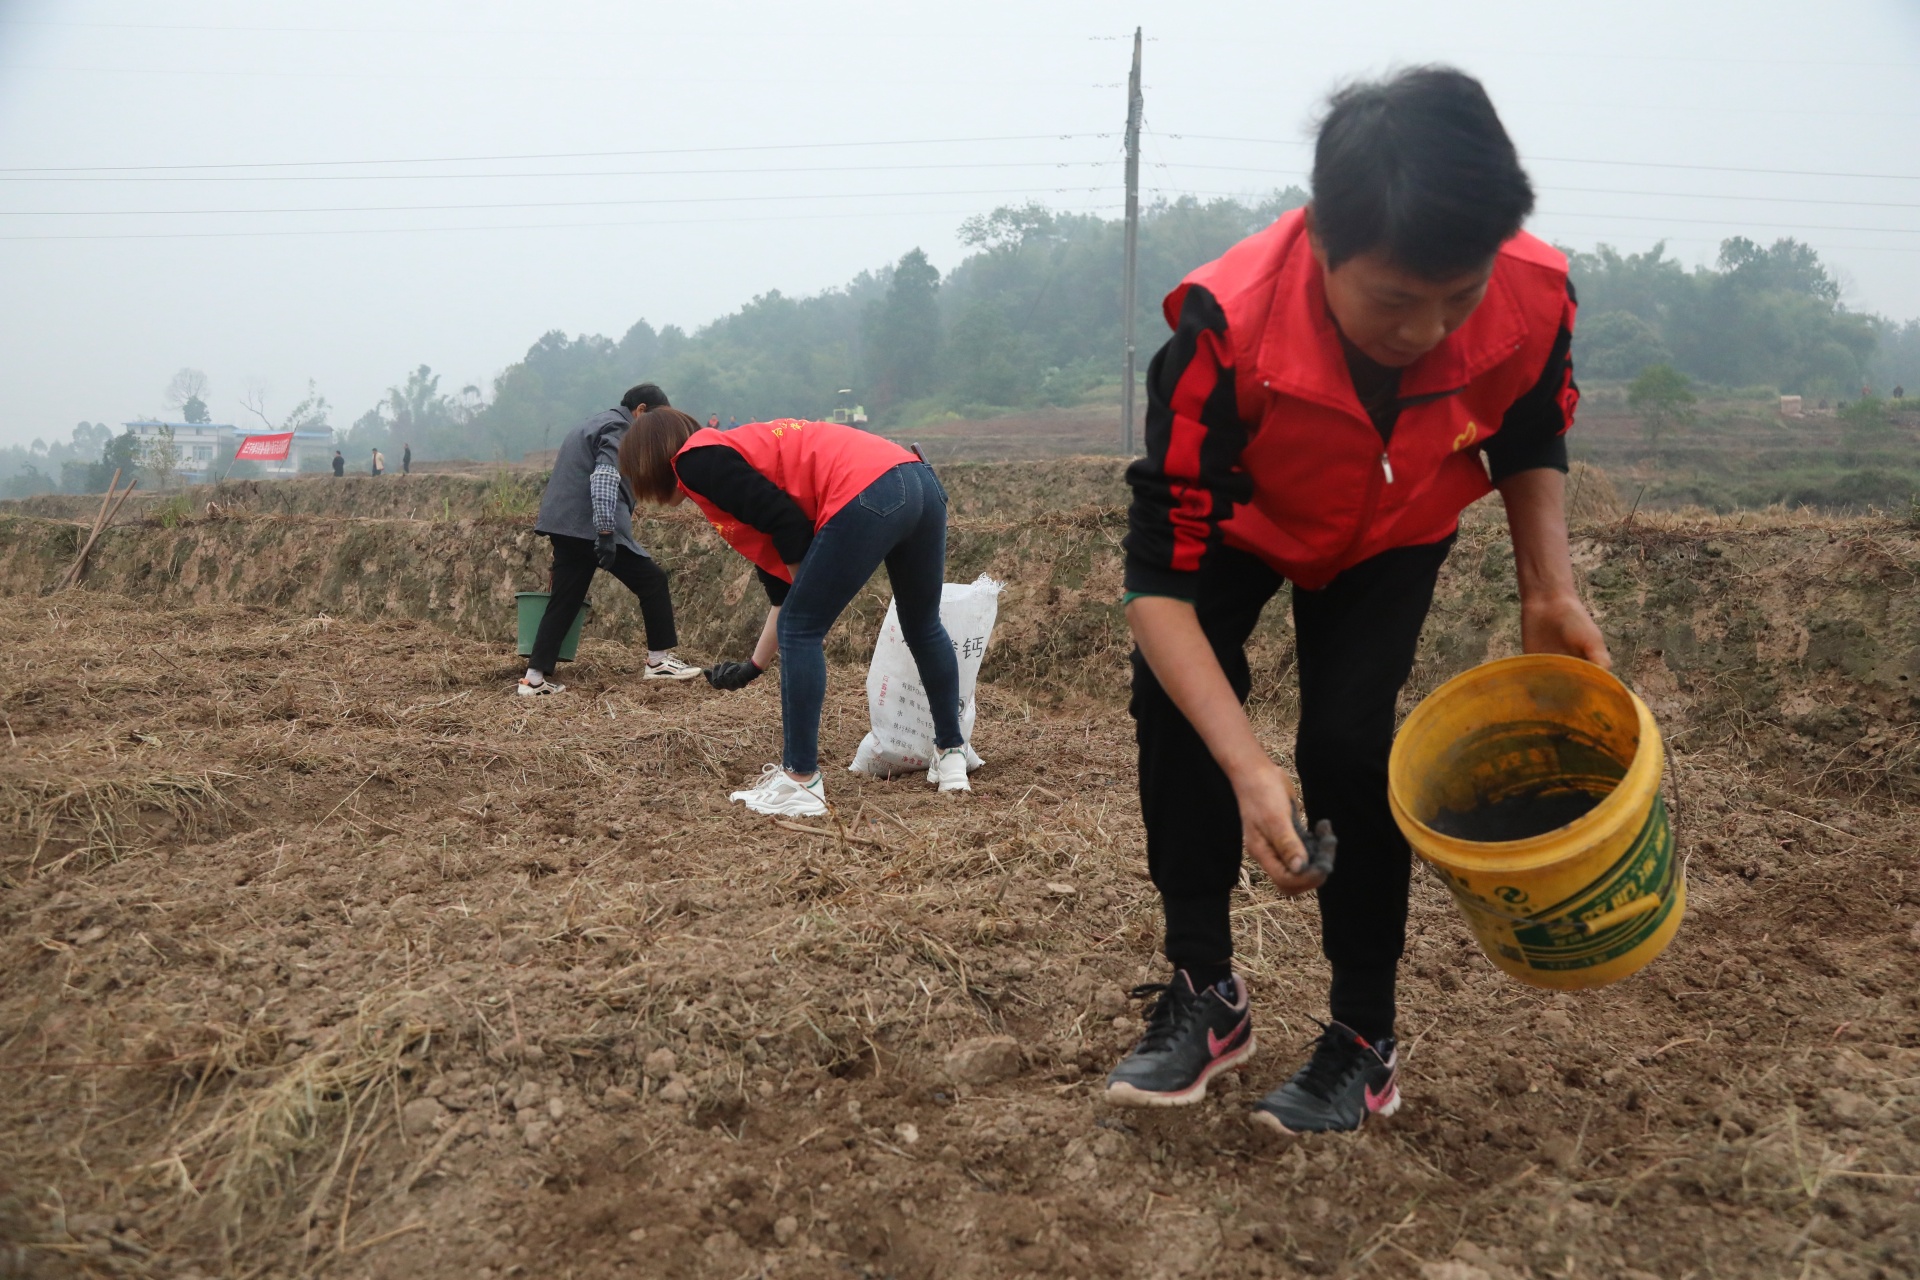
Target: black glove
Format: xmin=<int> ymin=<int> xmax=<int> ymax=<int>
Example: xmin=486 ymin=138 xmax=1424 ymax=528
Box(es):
xmin=704 ymin=659 xmax=762 ymax=691
xmin=594 ymin=532 xmax=618 ymax=570
xmin=1292 ymin=809 xmax=1338 ymax=888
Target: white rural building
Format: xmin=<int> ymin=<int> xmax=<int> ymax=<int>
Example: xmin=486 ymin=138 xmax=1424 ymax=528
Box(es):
xmin=124 ymin=420 xmax=332 ymax=480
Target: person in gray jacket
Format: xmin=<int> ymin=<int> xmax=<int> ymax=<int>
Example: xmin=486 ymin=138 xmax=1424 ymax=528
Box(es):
xmin=518 ymin=383 xmax=702 ymax=695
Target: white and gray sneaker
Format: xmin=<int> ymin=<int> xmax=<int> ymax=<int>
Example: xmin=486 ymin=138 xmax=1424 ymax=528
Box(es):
xmin=729 ymin=765 xmax=829 ymax=817
xmin=645 ymin=654 xmax=704 ymax=681
xmin=516 ymin=677 xmax=565 ymax=697
xmin=928 ymin=747 xmax=971 ymax=793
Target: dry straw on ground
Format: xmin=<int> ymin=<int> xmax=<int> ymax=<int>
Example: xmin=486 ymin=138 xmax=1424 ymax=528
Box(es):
xmin=0 ymin=474 xmax=1915 ymax=1279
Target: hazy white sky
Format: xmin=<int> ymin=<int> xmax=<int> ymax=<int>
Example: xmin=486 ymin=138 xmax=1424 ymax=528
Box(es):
xmin=2 ymin=0 xmax=1916 ymax=446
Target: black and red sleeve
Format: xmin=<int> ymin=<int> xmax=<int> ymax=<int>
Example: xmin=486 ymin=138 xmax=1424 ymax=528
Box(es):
xmin=1122 ymin=285 xmax=1255 ymax=599
xmin=674 ymin=445 xmax=815 ymax=563
xmin=1481 ymin=278 xmax=1579 ymax=482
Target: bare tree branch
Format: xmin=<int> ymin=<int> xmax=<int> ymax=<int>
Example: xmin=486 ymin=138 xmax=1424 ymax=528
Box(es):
xmin=239 ymin=381 xmax=276 ymax=429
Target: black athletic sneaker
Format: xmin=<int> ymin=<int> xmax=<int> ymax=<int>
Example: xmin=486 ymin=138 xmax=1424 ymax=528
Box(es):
xmin=1104 ymin=972 xmax=1254 ymax=1106
xmin=1251 ymin=1022 xmax=1399 ymax=1134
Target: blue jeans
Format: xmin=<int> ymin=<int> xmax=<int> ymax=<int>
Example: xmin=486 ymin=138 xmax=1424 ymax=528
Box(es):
xmin=779 ymin=461 xmax=964 ymax=775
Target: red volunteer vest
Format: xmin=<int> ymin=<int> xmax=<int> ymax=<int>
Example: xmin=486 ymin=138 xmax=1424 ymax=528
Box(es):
xmin=674 ymin=420 xmax=916 ymax=582
xmin=1167 ymin=208 xmax=1576 ymax=589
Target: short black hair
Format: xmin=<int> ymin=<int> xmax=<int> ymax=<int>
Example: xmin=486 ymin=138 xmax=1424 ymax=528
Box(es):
xmin=1310 ymin=66 xmax=1534 ymax=279
xmin=621 ymin=382 xmax=670 ymax=412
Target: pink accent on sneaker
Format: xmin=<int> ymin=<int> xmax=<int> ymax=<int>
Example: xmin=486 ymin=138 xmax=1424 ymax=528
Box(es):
xmin=1207 ymin=1016 xmax=1250 ymax=1059
xmin=1105 ymin=1030 xmax=1257 ymax=1108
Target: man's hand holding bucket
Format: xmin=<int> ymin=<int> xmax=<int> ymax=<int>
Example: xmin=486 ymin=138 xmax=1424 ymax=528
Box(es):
xmin=1499 ymin=467 xmax=1613 ymax=670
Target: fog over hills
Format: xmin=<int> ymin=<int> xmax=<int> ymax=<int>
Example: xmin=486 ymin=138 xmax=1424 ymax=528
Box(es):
xmin=2 ymin=0 xmax=1916 ymax=454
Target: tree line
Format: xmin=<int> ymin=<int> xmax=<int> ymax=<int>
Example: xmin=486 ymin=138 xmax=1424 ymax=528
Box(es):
xmin=7 ymin=193 xmax=1916 ymax=495
xmin=331 ymin=191 xmax=1312 ymax=462
xmin=378 ymin=198 xmax=1916 ymax=460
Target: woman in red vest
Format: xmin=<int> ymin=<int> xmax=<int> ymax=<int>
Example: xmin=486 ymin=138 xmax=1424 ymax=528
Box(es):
xmin=620 ymin=410 xmax=971 ymax=816
xmin=1106 ymin=68 xmax=1610 ymax=1135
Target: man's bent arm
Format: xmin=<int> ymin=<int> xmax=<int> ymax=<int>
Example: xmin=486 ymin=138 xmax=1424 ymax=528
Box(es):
xmin=1496 ymin=467 xmax=1611 ymax=669
xmin=1127 ymin=595 xmax=1316 ymax=891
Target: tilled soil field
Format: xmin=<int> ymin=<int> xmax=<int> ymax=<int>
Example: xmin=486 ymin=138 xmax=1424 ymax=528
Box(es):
xmin=2 ymin=499 xmax=1918 ymax=1279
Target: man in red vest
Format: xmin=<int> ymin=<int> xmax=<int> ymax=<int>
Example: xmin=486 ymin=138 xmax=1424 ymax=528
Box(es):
xmin=1107 ymin=67 xmax=1611 ymax=1133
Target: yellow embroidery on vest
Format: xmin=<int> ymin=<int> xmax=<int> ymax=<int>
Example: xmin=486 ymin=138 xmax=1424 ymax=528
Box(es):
xmin=1451 ymin=421 xmax=1480 ymax=452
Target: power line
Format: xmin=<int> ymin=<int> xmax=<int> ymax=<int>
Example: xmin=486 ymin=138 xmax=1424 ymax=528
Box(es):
xmin=1154 ymin=186 xmax=1920 ymax=237
xmin=0 ymin=133 xmax=1112 ymax=176
xmin=1545 ymin=186 xmax=1920 ymax=212
xmin=1143 ymin=162 xmax=1920 ymax=211
xmin=16 ymin=20 xmax=1918 ymax=70
xmin=1155 ymin=133 xmax=1920 ymax=183
xmin=0 ymin=203 xmax=1127 ymax=243
xmin=11 ymin=177 xmax=1914 ymax=244
xmin=1527 ymin=210 xmax=1920 ymax=237
xmin=0 ymin=184 xmax=1121 ymax=219
xmin=0 ymin=158 xmax=1120 ymax=185
xmin=14 ymin=128 xmax=1912 ymax=187
xmin=12 ymin=154 xmax=1914 ymax=218
xmin=14 ymin=200 xmax=1917 ymax=256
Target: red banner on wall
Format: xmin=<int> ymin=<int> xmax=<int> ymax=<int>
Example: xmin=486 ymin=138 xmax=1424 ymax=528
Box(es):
xmin=234 ymin=432 xmax=294 ymax=461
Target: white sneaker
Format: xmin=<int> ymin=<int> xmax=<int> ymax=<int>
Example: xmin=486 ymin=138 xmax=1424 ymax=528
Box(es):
xmin=645 ymin=654 xmax=704 ymax=681
xmin=729 ymin=765 xmax=828 ymax=817
xmin=928 ymin=747 xmax=971 ymax=793
xmin=516 ymin=677 xmax=565 ymax=697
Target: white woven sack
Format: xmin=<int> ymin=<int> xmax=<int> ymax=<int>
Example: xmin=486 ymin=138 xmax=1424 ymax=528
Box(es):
xmin=847 ymin=574 xmax=1002 ymax=778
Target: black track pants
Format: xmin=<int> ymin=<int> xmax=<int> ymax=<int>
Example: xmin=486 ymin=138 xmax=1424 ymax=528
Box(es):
xmin=529 ymin=534 xmax=679 ymax=675
xmin=1129 ymin=537 xmax=1454 ymax=1040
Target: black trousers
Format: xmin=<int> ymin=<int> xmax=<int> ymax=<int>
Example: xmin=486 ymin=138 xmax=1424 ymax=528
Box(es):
xmin=529 ymin=535 xmax=678 ymax=675
xmin=1129 ymin=537 xmax=1454 ymax=1040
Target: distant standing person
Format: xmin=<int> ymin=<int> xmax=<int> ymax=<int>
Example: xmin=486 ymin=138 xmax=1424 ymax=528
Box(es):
xmin=371 ymin=448 xmax=385 ymax=476
xmin=402 ymin=443 xmax=412 ymax=475
xmin=620 ymin=411 xmax=973 ymax=816
xmin=519 ymin=383 xmax=702 ymax=695
xmin=331 ymin=450 xmax=345 ymax=477
xmin=707 ymin=414 xmax=721 ymax=431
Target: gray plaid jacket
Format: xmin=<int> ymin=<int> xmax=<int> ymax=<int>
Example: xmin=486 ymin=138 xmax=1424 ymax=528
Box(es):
xmin=533 ymin=409 xmax=647 ymax=557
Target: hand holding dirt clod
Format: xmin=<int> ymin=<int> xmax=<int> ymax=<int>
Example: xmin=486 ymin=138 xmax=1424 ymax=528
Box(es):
xmin=1235 ymin=763 xmax=1332 ymax=896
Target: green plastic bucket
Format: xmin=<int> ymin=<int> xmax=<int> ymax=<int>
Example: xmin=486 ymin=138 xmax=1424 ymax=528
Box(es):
xmin=514 ymin=592 xmax=590 ymax=661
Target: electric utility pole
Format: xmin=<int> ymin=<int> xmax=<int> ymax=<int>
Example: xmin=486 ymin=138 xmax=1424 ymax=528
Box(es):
xmin=1120 ymin=26 xmax=1143 ymax=456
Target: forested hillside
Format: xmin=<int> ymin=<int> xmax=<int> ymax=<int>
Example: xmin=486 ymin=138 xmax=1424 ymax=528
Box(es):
xmin=334 ymin=192 xmax=1310 ymax=461
xmin=13 ymin=193 xmax=1919 ymax=494
xmin=334 ymin=194 xmax=1914 ymax=463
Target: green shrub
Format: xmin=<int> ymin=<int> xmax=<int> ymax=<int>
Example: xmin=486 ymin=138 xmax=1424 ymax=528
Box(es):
xmin=1628 ymin=364 xmax=1698 ymax=449
xmin=481 ymin=471 xmax=538 ymax=519
xmin=153 ymin=494 xmax=193 ymax=528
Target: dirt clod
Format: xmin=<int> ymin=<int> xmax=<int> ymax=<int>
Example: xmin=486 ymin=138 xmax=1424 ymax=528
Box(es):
xmin=1421 ymin=1263 xmax=1493 ymax=1280
xmin=401 ymin=1097 xmax=448 ymax=1136
xmin=1822 ymin=1088 xmax=1879 ymax=1127
xmin=944 ymin=1035 xmax=1023 ymax=1085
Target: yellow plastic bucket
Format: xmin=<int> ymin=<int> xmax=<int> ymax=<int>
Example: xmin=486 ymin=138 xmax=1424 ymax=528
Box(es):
xmin=1387 ymin=654 xmax=1683 ymax=990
